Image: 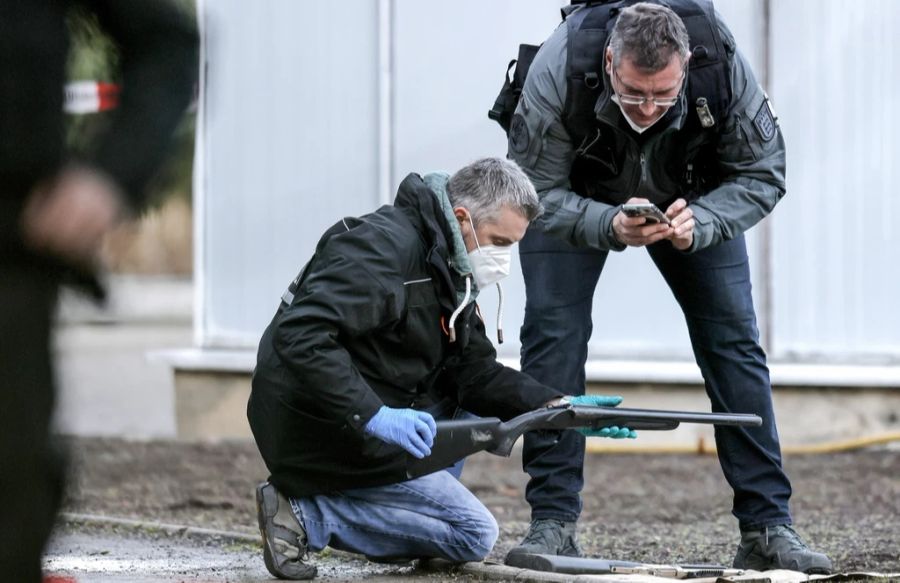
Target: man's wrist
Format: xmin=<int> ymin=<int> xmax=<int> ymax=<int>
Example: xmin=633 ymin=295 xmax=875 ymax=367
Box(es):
xmin=609 ymin=221 xmax=621 ymax=245
xmin=601 ymin=206 xmax=627 ymax=251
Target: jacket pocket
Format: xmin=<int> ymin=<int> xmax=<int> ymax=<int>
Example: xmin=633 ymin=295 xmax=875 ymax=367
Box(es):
xmin=398 ymin=279 xmax=443 ymax=377
xmin=279 ymin=399 xmax=399 ymax=462
xmin=404 ymin=277 xmax=437 ymax=307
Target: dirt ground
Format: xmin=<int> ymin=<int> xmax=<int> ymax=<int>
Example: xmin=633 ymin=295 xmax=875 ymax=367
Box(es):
xmin=61 ymin=437 xmax=900 ymax=574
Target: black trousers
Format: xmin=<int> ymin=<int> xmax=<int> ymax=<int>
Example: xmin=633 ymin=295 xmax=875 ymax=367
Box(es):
xmin=519 ymin=229 xmax=791 ymax=529
xmin=0 ymin=262 xmax=65 ymax=582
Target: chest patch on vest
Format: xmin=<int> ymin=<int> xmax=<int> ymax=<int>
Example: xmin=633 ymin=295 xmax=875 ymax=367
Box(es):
xmin=509 ymin=114 xmax=529 ymax=154
xmin=753 ymin=100 xmax=776 ymax=142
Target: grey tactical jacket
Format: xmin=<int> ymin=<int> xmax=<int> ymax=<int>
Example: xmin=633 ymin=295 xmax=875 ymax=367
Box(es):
xmin=508 ymin=10 xmax=786 ymax=253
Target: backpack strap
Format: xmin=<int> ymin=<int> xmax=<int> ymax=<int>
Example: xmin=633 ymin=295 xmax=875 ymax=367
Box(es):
xmin=563 ymin=1 xmax=624 ymax=148
xmin=487 ymin=59 xmax=519 ymax=132
xmin=487 ymin=44 xmax=541 ymax=133
xmin=678 ymin=0 xmax=733 ymax=130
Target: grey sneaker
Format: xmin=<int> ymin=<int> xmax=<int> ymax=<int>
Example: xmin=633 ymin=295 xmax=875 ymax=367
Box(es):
xmin=256 ymin=482 xmax=317 ymax=580
xmin=505 ymin=518 xmax=582 ymax=564
xmin=733 ymin=525 xmax=832 ymax=574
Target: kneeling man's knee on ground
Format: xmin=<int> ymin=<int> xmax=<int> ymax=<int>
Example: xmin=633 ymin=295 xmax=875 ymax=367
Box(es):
xmin=445 ymin=505 xmax=499 ymax=562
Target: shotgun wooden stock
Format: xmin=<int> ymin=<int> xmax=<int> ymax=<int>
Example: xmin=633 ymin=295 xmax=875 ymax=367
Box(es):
xmin=406 ymin=405 xmax=762 ymax=479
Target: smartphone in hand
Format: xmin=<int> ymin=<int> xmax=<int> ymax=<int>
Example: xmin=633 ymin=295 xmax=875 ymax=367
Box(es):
xmin=621 ymin=202 xmax=671 ymax=225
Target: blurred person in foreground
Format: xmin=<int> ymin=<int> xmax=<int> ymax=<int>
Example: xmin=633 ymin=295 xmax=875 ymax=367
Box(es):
xmin=0 ymin=2 xmax=197 ymax=581
xmin=248 ymin=157 xmax=637 ymax=580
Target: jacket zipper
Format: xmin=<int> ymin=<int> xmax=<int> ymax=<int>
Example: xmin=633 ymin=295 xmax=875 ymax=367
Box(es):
xmin=627 ymin=147 xmax=645 ymax=198
xmin=596 ymin=115 xmax=643 ymax=198
xmin=640 ymin=152 xmax=647 ymax=185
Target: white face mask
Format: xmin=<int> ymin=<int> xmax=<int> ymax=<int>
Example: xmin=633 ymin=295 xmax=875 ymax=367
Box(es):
xmin=611 ymin=93 xmax=666 ymax=134
xmin=466 ymin=215 xmax=512 ymax=288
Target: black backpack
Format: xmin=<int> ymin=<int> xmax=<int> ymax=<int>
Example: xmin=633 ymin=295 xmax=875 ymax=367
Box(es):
xmin=488 ymin=0 xmax=733 ymax=142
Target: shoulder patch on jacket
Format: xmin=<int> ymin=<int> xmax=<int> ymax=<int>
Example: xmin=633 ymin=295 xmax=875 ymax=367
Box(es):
xmin=753 ymin=100 xmax=776 ymax=142
xmin=509 ymin=113 xmax=530 ymax=153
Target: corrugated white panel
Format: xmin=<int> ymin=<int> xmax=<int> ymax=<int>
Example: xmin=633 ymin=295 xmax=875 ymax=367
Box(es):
xmin=393 ymin=0 xmax=767 ymax=361
xmin=770 ymin=0 xmax=900 ymax=361
xmin=198 ymin=1 xmax=380 ymax=347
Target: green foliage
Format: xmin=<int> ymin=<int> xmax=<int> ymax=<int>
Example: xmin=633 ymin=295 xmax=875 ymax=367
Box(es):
xmin=66 ymin=6 xmax=120 ymax=80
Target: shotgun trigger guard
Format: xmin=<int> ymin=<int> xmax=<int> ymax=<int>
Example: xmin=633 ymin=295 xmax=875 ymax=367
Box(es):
xmin=484 ymin=406 xmax=577 ymax=456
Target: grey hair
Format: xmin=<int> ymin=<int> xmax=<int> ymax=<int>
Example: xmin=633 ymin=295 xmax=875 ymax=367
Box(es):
xmin=609 ymin=2 xmax=690 ymax=72
xmin=447 ymin=157 xmax=542 ymax=224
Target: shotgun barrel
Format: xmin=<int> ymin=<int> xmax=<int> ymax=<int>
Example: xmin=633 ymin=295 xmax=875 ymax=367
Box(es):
xmin=406 ymin=405 xmax=761 ymax=479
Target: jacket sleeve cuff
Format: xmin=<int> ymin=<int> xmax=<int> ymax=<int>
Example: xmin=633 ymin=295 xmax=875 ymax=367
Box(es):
xmin=687 ymin=205 xmax=717 ymax=253
xmin=593 ymin=204 xmax=626 ymax=251
xmin=345 ymin=392 xmax=384 ymax=434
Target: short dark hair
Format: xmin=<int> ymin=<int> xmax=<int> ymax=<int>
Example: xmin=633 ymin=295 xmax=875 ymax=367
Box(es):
xmin=609 ymin=2 xmax=690 ymax=72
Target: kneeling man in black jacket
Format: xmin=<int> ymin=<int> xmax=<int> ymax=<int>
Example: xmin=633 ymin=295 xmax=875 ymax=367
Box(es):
xmin=248 ymin=157 xmax=634 ymax=579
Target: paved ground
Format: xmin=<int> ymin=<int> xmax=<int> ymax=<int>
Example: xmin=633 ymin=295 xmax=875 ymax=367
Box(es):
xmin=45 ymin=527 xmax=264 ymax=583
xmin=45 ymin=525 xmax=438 ymax=583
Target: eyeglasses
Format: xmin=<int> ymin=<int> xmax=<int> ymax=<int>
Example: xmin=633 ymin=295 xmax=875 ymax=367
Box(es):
xmin=611 ymin=67 xmax=685 ymax=108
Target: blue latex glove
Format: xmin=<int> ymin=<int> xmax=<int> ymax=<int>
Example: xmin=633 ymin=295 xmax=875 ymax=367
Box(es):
xmin=567 ymin=395 xmax=638 ymax=439
xmin=364 ymin=406 xmax=437 ymax=459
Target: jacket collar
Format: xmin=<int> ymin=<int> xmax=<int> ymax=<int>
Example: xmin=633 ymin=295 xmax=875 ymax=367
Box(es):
xmin=421 ymin=173 xmax=476 ymax=278
xmin=394 ymin=172 xmax=453 ymax=257
xmin=394 ymin=173 xmax=474 ymax=310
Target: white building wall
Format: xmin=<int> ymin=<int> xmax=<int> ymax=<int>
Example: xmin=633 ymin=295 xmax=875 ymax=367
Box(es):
xmin=197 ymin=0 xmax=381 ymax=348
xmin=768 ymin=0 xmax=900 ymax=362
xmin=195 ymin=0 xmax=900 ymax=368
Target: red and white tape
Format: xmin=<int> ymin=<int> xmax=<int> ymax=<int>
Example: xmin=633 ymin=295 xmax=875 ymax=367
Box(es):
xmin=64 ymin=81 xmax=120 ymax=114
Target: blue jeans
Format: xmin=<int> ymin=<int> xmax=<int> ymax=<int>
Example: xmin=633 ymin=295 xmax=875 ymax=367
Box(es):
xmin=290 ymin=401 xmax=490 ymax=561
xmin=291 ymin=471 xmax=498 ymax=562
xmin=518 ymin=228 xmax=792 ymax=531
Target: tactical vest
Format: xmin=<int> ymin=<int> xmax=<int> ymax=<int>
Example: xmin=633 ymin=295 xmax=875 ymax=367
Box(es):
xmin=489 ymin=0 xmax=734 ymax=203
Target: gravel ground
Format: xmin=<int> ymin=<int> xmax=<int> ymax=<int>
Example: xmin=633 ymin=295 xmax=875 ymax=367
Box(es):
xmin=61 ymin=437 xmax=900 ymax=574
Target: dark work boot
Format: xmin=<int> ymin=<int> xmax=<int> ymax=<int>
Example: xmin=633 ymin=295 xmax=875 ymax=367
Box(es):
xmin=733 ymin=525 xmax=833 ymax=574
xmin=505 ymin=518 xmax=582 ymax=565
xmin=256 ymin=482 xmax=317 ymax=580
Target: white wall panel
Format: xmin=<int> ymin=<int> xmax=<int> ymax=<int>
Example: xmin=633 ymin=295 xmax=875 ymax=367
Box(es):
xmin=770 ymin=0 xmax=900 ymax=361
xmin=198 ymin=1 xmax=380 ymax=347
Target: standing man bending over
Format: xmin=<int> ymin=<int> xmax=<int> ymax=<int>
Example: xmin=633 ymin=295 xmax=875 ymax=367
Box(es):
xmin=248 ymin=157 xmax=636 ymax=580
xmin=505 ymin=1 xmax=831 ymax=574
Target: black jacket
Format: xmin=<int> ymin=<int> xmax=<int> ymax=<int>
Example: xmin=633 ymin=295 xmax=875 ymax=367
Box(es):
xmin=248 ymin=174 xmax=561 ymax=498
